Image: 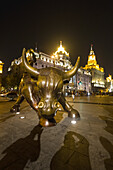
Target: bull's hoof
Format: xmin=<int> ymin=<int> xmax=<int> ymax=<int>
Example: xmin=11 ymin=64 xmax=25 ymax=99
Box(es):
xmin=10 ymin=105 xmax=20 ymax=113
xmin=68 ymin=108 xmax=80 ymax=121
xmin=39 ymin=117 xmax=57 ymax=127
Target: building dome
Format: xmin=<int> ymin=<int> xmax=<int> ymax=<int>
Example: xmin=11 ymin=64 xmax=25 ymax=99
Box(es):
xmin=54 ymin=41 xmax=69 ymax=57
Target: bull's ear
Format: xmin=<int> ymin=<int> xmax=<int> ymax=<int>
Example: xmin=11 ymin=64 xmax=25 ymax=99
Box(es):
xmin=63 ymin=56 xmax=80 ymax=80
xmin=22 ymin=48 xmax=40 ymax=77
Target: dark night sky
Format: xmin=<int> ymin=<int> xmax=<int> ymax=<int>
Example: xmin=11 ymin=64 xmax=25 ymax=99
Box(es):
xmin=0 ymin=0 xmax=113 ymax=77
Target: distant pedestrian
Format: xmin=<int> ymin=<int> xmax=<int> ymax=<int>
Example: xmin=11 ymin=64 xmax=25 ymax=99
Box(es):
xmin=72 ymin=92 xmax=75 ymax=101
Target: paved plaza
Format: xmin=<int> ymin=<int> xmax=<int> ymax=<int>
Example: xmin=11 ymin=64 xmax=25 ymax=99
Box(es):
xmin=0 ymin=96 xmax=113 ymax=170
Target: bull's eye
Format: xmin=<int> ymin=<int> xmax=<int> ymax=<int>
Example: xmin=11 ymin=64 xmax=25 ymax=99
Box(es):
xmin=38 ymin=102 xmax=44 ymax=108
xmin=54 ymin=102 xmax=59 ymax=108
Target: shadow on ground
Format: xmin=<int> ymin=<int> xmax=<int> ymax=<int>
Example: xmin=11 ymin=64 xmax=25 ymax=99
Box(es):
xmin=99 ymin=114 xmax=113 ymax=170
xmin=0 ymin=124 xmax=43 ymax=170
xmin=100 ymin=136 xmax=113 ymax=170
xmin=0 ymin=115 xmax=15 ymax=123
xmin=50 ymin=131 xmax=91 ymax=170
xmin=99 ymin=116 xmax=113 ymax=135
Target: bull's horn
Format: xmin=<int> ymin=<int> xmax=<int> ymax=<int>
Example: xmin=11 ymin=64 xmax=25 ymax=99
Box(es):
xmin=22 ymin=48 xmax=40 ymax=77
xmin=63 ymin=56 xmax=80 ymax=80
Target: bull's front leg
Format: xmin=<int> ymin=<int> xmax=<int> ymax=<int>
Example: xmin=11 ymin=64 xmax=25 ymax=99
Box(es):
xmin=10 ymin=84 xmax=40 ymax=115
xmin=10 ymin=95 xmax=24 ymax=113
xmin=23 ymin=85 xmax=40 ymax=112
xmin=58 ymin=94 xmax=80 ymax=120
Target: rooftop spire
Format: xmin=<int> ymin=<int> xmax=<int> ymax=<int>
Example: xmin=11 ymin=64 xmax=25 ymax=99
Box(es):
xmin=91 ymin=44 xmax=93 ymax=51
xmin=90 ymin=44 xmax=95 ymax=55
xmin=60 ymin=41 xmax=62 ymax=47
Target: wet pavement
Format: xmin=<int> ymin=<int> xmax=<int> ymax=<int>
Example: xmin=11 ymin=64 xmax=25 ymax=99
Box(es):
xmin=0 ymin=96 xmax=113 ymax=170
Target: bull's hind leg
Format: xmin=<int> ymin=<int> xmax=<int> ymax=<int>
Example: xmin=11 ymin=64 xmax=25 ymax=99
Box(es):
xmin=58 ymin=94 xmax=80 ymax=120
xmin=10 ymin=95 xmax=24 ymax=113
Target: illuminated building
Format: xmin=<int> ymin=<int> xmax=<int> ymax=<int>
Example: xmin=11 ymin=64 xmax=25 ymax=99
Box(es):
xmin=76 ymin=68 xmax=91 ymax=93
xmin=0 ymin=60 xmax=4 ymax=91
xmin=82 ymin=44 xmax=105 ymax=92
xmin=52 ymin=41 xmax=71 ymax=70
xmin=66 ymin=68 xmax=91 ymax=94
xmin=106 ymin=74 xmax=113 ymax=92
xmin=33 ymin=41 xmax=71 ymax=71
xmin=8 ymin=42 xmax=72 ymax=72
xmin=8 ymin=43 xmax=72 ymax=93
xmin=0 ymin=60 xmax=4 ymax=74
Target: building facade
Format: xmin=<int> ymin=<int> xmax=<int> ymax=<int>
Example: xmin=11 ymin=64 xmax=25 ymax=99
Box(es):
xmin=0 ymin=60 xmax=4 ymax=91
xmin=8 ymin=41 xmax=72 ymax=72
xmin=82 ymin=45 xmax=105 ymax=92
xmin=106 ymin=75 xmax=113 ymax=92
xmin=32 ymin=41 xmax=72 ymax=71
xmin=66 ymin=68 xmax=91 ymax=95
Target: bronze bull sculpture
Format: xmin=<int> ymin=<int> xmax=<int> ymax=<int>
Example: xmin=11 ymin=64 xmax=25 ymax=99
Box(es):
xmin=10 ymin=48 xmax=80 ymax=127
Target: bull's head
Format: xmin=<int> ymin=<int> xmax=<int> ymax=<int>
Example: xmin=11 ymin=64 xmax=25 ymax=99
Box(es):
xmin=22 ymin=48 xmax=80 ymax=126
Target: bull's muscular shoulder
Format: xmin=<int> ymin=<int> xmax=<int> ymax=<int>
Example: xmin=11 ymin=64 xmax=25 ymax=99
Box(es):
xmin=39 ymin=67 xmax=63 ymax=77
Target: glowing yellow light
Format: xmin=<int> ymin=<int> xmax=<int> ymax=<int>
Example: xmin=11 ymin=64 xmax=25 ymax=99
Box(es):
xmin=0 ymin=60 xmax=4 ymax=74
xmin=16 ymin=112 xmax=20 ymax=115
xmin=57 ymin=44 xmax=65 ymax=53
xmin=54 ymin=41 xmax=69 ymax=57
xmin=73 ymin=114 xmax=75 ymax=118
xmin=42 ymin=80 xmax=45 ymax=85
xmin=106 ymin=74 xmax=112 ymax=82
xmin=20 ymin=116 xmax=25 ymax=119
xmin=58 ymin=108 xmax=61 ymax=110
xmin=71 ymin=120 xmax=76 ymax=124
xmin=35 ymin=105 xmax=38 ymax=109
xmin=45 ymin=121 xmax=49 ymax=126
xmin=51 ymin=55 xmax=54 ymax=59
